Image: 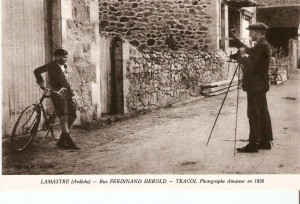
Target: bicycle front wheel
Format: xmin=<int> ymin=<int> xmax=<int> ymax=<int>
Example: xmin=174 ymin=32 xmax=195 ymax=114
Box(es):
xmin=11 ymin=105 xmax=41 ymax=153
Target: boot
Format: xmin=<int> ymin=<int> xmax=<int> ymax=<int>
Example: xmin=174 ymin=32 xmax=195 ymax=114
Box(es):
xmin=64 ymin=133 xmax=81 ymax=150
xmin=236 ymin=143 xmax=258 ymax=153
xmin=57 ymin=133 xmax=69 ymax=149
xmin=258 ymin=141 xmax=272 ymax=150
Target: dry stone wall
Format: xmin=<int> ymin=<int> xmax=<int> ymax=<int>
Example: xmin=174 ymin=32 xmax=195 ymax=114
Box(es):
xmin=99 ymin=0 xmax=215 ymax=52
xmin=126 ymin=45 xmax=226 ymax=112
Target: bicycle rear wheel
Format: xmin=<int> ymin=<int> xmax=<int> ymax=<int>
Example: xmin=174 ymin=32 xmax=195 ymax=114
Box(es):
xmin=11 ymin=105 xmax=41 ymax=153
xmin=50 ymin=113 xmax=61 ymax=141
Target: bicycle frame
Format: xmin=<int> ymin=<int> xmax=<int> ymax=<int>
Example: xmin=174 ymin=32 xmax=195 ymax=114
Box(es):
xmin=36 ymin=94 xmax=57 ymax=136
xmin=38 ymin=88 xmax=67 ymax=136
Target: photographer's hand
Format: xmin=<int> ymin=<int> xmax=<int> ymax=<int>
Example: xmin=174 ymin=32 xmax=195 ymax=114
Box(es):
xmin=229 ymin=30 xmax=246 ymax=49
xmin=229 ymin=29 xmax=238 ymax=39
xmin=239 ymin=48 xmax=247 ymax=57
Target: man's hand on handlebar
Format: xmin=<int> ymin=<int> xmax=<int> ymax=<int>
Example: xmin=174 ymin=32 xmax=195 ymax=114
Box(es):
xmin=44 ymin=88 xmax=67 ymax=98
xmin=43 ymin=88 xmax=55 ymax=97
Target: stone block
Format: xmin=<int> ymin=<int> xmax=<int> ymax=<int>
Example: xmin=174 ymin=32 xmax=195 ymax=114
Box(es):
xmin=131 ymin=82 xmax=140 ymax=91
xmin=146 ymin=85 xmax=155 ymax=93
xmin=89 ymin=2 xmax=99 ymax=20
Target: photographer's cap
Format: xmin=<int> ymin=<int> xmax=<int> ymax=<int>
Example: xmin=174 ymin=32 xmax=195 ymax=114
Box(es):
xmin=246 ymin=22 xmax=268 ymax=31
xmin=54 ymin=48 xmax=68 ymax=56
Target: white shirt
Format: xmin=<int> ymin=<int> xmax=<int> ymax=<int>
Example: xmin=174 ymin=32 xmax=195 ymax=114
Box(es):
xmin=57 ymin=63 xmax=68 ymax=79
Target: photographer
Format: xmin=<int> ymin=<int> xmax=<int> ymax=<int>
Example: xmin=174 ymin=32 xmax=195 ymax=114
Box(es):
xmin=230 ymin=23 xmax=273 ymax=153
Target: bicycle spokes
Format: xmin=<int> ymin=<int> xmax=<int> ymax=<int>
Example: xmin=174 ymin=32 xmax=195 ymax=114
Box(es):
xmin=11 ymin=105 xmax=41 ymax=152
xmin=17 ymin=113 xmax=37 ymax=137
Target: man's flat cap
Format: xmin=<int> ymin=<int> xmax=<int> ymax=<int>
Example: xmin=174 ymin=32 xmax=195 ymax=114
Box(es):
xmin=54 ymin=48 xmax=68 ymax=56
xmin=246 ymin=23 xmax=268 ymax=31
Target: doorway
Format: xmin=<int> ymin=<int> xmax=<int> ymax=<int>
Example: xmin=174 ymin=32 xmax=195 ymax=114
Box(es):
xmin=110 ymin=37 xmax=124 ymax=114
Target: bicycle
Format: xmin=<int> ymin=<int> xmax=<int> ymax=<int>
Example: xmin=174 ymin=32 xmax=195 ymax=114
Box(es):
xmin=10 ymin=87 xmax=71 ymax=153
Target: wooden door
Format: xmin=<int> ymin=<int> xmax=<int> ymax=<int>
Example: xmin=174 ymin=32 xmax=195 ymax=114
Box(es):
xmin=2 ymin=0 xmax=51 ymax=136
xmin=110 ymin=37 xmax=124 ymax=114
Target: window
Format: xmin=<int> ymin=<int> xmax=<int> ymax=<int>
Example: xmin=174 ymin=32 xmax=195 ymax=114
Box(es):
xmin=228 ymin=7 xmax=240 ymax=47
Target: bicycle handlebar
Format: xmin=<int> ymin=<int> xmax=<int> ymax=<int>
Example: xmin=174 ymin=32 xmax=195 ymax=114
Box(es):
xmin=43 ymin=88 xmax=67 ymax=97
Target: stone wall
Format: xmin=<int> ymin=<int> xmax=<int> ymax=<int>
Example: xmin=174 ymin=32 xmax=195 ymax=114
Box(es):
xmin=97 ymin=0 xmax=227 ymax=114
xmin=125 ymin=45 xmax=226 ymax=112
xmin=99 ymin=0 xmax=218 ymax=52
xmin=53 ymin=0 xmax=101 ymax=123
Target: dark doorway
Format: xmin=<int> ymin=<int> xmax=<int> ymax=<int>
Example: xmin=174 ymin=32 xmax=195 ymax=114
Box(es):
xmin=110 ymin=37 xmax=124 ymax=114
xmin=266 ymin=27 xmax=298 ymax=57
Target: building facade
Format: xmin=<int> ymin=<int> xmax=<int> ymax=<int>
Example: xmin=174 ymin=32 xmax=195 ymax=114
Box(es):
xmin=256 ymin=0 xmax=300 ymax=69
xmin=2 ymin=0 xmax=100 ymax=136
xmin=2 ymin=0 xmax=256 ymax=136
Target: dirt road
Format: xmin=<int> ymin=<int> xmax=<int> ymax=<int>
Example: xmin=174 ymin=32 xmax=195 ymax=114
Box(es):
xmin=2 ymin=72 xmax=300 ymax=175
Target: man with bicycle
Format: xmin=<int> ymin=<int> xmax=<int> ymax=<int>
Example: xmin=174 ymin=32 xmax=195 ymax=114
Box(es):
xmin=34 ymin=49 xmax=80 ymax=150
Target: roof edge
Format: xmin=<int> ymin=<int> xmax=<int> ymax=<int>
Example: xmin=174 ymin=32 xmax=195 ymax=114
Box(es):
xmin=257 ymin=4 xmax=300 ymax=8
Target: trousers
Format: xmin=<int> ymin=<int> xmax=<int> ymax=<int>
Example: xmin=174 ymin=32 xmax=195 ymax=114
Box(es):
xmin=51 ymin=89 xmax=77 ymax=118
xmin=247 ymin=91 xmax=273 ymax=144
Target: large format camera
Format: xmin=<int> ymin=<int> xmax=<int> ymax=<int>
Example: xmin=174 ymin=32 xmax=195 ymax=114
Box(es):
xmin=229 ymin=51 xmax=240 ymax=61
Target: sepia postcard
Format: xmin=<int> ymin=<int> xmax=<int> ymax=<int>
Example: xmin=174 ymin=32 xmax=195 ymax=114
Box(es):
xmin=1 ymin=0 xmax=300 ymax=193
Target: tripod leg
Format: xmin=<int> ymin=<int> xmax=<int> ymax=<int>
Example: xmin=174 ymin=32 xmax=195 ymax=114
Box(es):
xmin=234 ymin=64 xmax=241 ymax=156
xmin=206 ymin=63 xmax=239 ymax=146
xmin=226 ymin=61 xmax=230 ymax=79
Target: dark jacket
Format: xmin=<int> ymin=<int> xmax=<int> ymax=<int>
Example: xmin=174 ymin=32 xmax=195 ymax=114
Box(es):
xmin=235 ymin=37 xmax=272 ymax=92
xmin=34 ymin=61 xmax=73 ymax=96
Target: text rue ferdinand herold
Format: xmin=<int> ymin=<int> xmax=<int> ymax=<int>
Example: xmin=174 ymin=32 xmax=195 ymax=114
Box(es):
xmin=40 ymin=178 xmax=265 ymax=185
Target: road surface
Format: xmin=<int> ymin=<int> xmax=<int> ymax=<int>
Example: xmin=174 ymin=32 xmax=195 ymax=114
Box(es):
xmin=2 ymin=72 xmax=300 ymax=175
